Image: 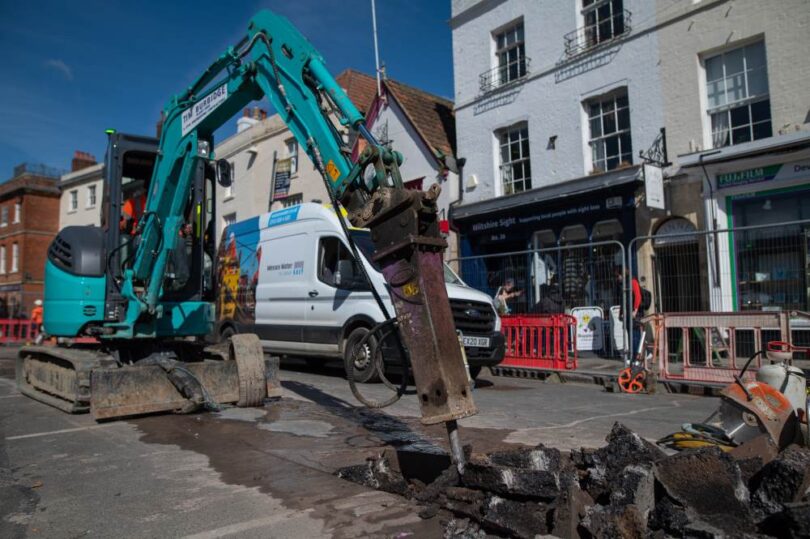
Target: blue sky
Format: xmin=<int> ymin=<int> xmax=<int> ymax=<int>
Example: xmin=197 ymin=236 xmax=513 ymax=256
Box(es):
xmin=0 ymin=0 xmax=454 ymax=178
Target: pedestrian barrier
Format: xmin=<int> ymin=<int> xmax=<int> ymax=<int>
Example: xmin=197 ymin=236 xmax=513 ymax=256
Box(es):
xmin=0 ymin=319 xmax=40 ymax=344
xmin=500 ymin=314 xmax=578 ymax=371
xmin=642 ymin=311 xmax=808 ymax=385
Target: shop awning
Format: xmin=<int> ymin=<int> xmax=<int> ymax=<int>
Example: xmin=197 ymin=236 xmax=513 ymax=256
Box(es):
xmin=677 ymin=131 xmax=810 ymax=169
xmin=451 ymin=165 xmax=641 ymax=222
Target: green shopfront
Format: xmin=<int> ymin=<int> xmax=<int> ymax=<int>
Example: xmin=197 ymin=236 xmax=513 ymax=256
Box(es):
xmin=696 ymin=142 xmax=810 ymax=313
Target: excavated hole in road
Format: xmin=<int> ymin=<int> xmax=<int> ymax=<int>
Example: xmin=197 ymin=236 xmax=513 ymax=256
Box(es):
xmin=335 ymin=422 xmax=810 ymax=539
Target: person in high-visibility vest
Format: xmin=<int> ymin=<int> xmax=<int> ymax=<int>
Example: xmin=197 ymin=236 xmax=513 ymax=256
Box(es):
xmin=120 ymin=189 xmax=146 ymax=235
xmin=30 ymin=299 xmax=44 ymax=345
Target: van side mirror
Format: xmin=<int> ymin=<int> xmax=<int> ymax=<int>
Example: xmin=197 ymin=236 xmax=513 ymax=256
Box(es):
xmin=216 ymin=159 xmax=232 ymax=188
xmin=335 ymin=259 xmax=355 ymax=288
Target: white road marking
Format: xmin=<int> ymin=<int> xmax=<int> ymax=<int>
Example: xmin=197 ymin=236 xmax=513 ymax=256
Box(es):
xmin=181 ymin=510 xmax=315 ymax=539
xmin=6 ymin=423 xmax=121 ymax=441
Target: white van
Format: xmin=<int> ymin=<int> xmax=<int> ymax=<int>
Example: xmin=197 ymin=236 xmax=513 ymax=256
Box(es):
xmin=215 ymin=203 xmax=505 ymax=381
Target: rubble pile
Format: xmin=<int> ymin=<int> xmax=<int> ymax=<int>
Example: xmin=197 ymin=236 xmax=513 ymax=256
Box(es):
xmin=336 ymin=422 xmax=810 ymax=538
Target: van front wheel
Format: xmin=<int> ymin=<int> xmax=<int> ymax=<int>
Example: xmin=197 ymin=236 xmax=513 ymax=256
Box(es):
xmin=343 ymin=327 xmax=380 ymax=383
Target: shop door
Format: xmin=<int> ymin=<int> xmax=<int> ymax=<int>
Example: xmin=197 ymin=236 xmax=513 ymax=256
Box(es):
xmin=654 ymin=219 xmax=701 ymax=312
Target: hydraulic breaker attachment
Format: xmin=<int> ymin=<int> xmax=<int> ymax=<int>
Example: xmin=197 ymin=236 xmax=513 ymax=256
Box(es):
xmin=350 ymin=184 xmax=478 ymax=428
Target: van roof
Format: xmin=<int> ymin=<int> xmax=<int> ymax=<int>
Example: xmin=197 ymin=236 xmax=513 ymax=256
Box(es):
xmin=223 ymin=202 xmax=364 ymax=238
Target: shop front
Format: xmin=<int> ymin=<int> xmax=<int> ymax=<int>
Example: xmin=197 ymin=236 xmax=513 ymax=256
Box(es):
xmin=450 ymin=167 xmax=642 ymax=318
xmin=680 ymin=131 xmax=810 ymax=313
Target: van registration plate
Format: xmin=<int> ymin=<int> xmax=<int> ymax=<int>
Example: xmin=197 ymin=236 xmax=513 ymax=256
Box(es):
xmin=462 ymin=335 xmax=490 ymax=348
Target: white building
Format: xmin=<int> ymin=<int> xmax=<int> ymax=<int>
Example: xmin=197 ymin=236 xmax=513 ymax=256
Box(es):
xmin=59 ymin=152 xmax=102 ymax=229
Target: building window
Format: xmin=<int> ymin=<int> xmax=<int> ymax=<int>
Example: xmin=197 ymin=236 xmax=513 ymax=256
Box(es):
xmin=13 ymin=202 xmax=20 ymax=224
xmin=11 ymin=243 xmax=18 ymax=273
xmin=224 ymin=161 xmax=235 ymax=199
xmin=494 ymin=22 xmax=526 ymax=86
xmin=582 ymin=0 xmax=626 ymax=47
xmin=69 ymin=190 xmax=78 ymax=212
xmin=587 ymin=90 xmax=632 ymax=172
xmin=286 ymin=139 xmax=298 ymax=175
xmin=498 ymin=124 xmax=531 ymax=195
xmin=705 ymin=41 xmax=771 ymax=148
xmin=0 ymin=207 xmax=7 ymax=227
xmin=281 ymin=193 xmax=303 ymax=208
xmin=0 ymin=245 xmax=6 ymax=274
xmin=222 ymin=212 xmax=237 ymax=229
xmin=87 ymin=185 xmax=97 ymax=208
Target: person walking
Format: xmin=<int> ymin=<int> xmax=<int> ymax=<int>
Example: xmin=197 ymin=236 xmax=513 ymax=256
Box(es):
xmin=494 ymin=278 xmax=522 ymax=315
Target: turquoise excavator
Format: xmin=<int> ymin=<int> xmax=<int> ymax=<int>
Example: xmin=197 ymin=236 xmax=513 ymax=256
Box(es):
xmin=17 ymin=9 xmax=474 ymax=469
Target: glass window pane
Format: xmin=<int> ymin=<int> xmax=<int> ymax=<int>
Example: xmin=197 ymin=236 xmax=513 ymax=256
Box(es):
xmin=726 ymin=73 xmax=746 ymax=103
xmin=616 ymin=94 xmax=628 ymax=108
xmin=707 ymin=80 xmax=726 ymax=109
xmin=607 ymin=156 xmax=620 ymax=170
xmin=500 ymin=145 xmax=509 ymax=163
xmin=751 ymin=99 xmax=771 ymax=122
xmin=524 ymin=160 xmax=531 ymax=180
xmin=620 ymin=132 xmax=632 ymax=156
xmin=732 ymin=126 xmax=751 ymax=145
xmin=593 ymin=141 xmax=605 ymax=162
xmin=521 ymin=138 xmax=530 ymax=158
xmin=589 ymin=103 xmax=600 ymax=118
xmin=605 ymin=135 xmax=619 ymax=157
xmin=747 ymin=67 xmax=769 ymax=97
xmin=521 ymin=127 xmax=529 ymax=140
xmin=752 ymin=121 xmax=772 ymax=141
xmin=602 ymin=98 xmax=615 ymax=113
xmin=746 ymin=41 xmax=766 ymax=69
xmin=603 ymin=111 xmax=616 ymax=134
xmin=506 ymin=30 xmax=515 ymax=45
xmin=620 ymin=152 xmax=633 ymax=165
xmin=705 ymin=55 xmax=724 ymax=82
xmin=510 ymin=141 xmax=520 ymax=161
xmin=617 ymin=107 xmax=630 ymax=130
xmin=730 ymin=105 xmax=750 ymax=128
xmin=725 ymin=47 xmax=745 ymax=75
xmin=517 ymin=24 xmax=524 ymax=42
xmin=590 ymin=117 xmax=602 ymax=138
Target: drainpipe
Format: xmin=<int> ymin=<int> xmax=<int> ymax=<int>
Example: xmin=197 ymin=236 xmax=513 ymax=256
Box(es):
xmin=699 ymin=150 xmax=722 ymax=288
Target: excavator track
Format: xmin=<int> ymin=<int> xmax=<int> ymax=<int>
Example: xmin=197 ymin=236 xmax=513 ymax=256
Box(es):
xmin=16 ymin=334 xmax=280 ymax=420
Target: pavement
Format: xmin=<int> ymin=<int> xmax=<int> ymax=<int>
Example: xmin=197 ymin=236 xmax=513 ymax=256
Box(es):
xmin=0 ymin=348 xmax=719 ymax=538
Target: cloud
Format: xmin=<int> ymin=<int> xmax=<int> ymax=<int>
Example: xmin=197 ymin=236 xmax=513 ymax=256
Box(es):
xmin=44 ymin=59 xmax=74 ymax=81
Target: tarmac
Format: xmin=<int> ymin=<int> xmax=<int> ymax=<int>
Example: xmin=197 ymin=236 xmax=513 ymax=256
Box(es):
xmin=0 ymin=349 xmax=719 ymax=538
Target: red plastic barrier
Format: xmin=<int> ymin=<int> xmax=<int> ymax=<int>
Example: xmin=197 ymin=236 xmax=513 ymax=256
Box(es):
xmin=500 ymin=314 xmax=578 ymax=371
xmin=0 ymin=319 xmax=40 ymax=344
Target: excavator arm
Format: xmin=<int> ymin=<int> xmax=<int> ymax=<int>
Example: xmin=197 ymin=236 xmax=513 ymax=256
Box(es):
xmin=116 ymin=9 xmax=474 ymax=464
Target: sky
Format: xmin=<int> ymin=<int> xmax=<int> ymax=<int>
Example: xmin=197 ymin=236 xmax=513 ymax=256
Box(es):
xmin=0 ymin=0 xmax=454 ymax=178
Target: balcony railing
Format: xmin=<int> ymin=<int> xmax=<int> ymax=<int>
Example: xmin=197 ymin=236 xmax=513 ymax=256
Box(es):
xmin=563 ymin=9 xmax=632 ymax=59
xmin=12 ymin=163 xmax=66 ymax=179
xmin=479 ymin=56 xmax=531 ymax=94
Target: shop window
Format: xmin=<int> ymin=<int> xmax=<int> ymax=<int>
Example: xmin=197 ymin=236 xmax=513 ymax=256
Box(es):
xmin=317 ymin=236 xmax=365 ymax=289
xmin=582 ymin=0 xmax=626 ymax=48
xmin=587 ymin=90 xmax=632 ymax=172
xmin=494 ymin=21 xmax=527 ymax=86
xmin=705 ymin=41 xmax=771 ymax=148
xmin=498 ymin=124 xmax=531 ymax=195
xmin=732 ymin=189 xmax=810 ymax=311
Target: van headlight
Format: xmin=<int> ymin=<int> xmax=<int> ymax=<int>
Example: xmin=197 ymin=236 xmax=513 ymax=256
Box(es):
xmin=491 ymin=302 xmax=501 ymax=332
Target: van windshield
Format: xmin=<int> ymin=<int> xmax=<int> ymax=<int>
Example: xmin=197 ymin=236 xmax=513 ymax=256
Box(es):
xmin=348 ymin=229 xmax=464 ymax=286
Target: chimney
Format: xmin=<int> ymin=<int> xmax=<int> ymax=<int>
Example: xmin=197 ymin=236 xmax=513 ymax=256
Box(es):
xmin=71 ymin=151 xmax=97 ymax=172
xmin=237 ymin=107 xmax=267 ymax=133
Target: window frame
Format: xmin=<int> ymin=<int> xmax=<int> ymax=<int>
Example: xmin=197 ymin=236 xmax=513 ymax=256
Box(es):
xmin=281 ymin=193 xmax=303 ymax=208
xmin=13 ymin=202 xmax=20 ymax=224
xmin=87 ymin=185 xmax=97 ymax=208
xmin=498 ymin=123 xmax=532 ymax=196
xmin=703 ymin=40 xmax=772 ymax=149
xmin=586 ymin=90 xmax=633 ymax=173
xmin=69 ymin=190 xmax=78 ymax=212
xmin=493 ymin=20 xmax=527 ymax=86
xmin=286 ymin=139 xmax=299 ymax=175
xmin=317 ymin=235 xmax=366 ymax=290
xmin=0 ymin=207 xmax=7 ymax=227
xmin=581 ymin=0 xmax=626 ymax=47
xmin=11 ymin=243 xmax=18 ymax=273
xmin=0 ymin=245 xmax=6 ymax=274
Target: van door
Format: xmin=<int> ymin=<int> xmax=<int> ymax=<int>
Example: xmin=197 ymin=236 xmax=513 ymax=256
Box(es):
xmin=305 ymin=234 xmax=371 ymax=356
xmin=254 ymin=231 xmax=309 ymax=353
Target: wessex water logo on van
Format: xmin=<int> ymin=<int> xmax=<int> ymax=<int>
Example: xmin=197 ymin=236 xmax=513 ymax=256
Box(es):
xmin=267 ymin=206 xmax=301 ymax=227
xmin=266 ymin=260 xmax=305 ymax=277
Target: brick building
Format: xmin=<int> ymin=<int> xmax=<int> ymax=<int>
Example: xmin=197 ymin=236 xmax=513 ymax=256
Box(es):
xmin=0 ymin=164 xmax=62 ymax=317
